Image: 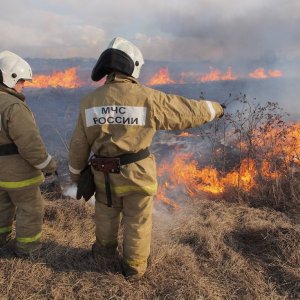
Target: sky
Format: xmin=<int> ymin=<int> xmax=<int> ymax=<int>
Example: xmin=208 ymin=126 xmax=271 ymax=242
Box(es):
xmin=1 ymin=0 xmax=299 ymax=68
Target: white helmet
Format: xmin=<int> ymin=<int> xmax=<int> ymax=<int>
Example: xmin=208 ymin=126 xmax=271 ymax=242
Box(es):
xmin=0 ymin=51 xmax=32 ymax=88
xmin=91 ymin=37 xmax=144 ymax=81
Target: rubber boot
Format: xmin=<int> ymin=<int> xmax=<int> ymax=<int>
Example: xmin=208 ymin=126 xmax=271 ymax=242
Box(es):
xmin=121 ymin=260 xmax=146 ymax=282
xmin=13 ymin=241 xmax=42 ymax=260
xmin=0 ymin=232 xmax=12 ymax=248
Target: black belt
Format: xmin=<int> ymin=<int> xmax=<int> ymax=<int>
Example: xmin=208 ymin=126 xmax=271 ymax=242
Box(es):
xmin=95 ymin=148 xmax=150 ymax=165
xmin=92 ymin=148 xmax=150 ymax=207
xmin=0 ymin=143 xmax=19 ymax=156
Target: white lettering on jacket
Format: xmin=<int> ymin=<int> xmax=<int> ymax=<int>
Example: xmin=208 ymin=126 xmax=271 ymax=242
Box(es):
xmin=85 ymin=106 xmax=147 ymax=127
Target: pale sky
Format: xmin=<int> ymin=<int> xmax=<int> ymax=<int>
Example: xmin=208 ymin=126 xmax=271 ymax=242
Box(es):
xmin=1 ymin=0 xmax=299 ymax=66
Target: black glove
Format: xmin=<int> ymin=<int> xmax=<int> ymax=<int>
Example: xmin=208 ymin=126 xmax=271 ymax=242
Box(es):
xmin=76 ymin=165 xmax=96 ymax=201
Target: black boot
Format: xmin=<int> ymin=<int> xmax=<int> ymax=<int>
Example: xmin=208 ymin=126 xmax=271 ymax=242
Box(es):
xmin=12 ymin=241 xmax=42 ymax=260
xmin=0 ymin=232 xmax=12 ymax=248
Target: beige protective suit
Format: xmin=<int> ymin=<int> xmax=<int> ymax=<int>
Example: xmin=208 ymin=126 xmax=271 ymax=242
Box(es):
xmin=69 ymin=72 xmax=223 ymax=276
xmin=0 ymin=85 xmax=54 ymax=254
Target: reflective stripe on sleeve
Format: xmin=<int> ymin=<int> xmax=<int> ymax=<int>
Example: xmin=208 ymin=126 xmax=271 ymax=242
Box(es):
xmin=0 ymin=174 xmax=44 ymax=189
xmin=69 ymin=165 xmax=82 ymax=175
xmin=34 ymin=154 xmax=52 ymax=170
xmin=16 ymin=231 xmax=42 ymax=243
xmin=205 ymin=101 xmax=216 ymax=121
xmin=0 ymin=226 xmax=12 ymax=234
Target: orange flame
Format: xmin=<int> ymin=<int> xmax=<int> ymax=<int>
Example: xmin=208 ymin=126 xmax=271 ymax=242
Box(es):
xmin=198 ymin=67 xmax=238 ymax=83
xmin=240 ymin=123 xmax=300 ymax=166
xmin=248 ymin=68 xmax=283 ymax=79
xmin=178 ymin=132 xmax=193 ymax=137
xmin=25 ymin=66 xmax=284 ymax=89
xmin=26 ymin=67 xmax=83 ymax=88
xmin=249 ymin=68 xmax=268 ymax=79
xmin=146 ymin=68 xmax=176 ymax=85
xmin=147 ymin=66 xmax=282 ymax=85
xmin=268 ymin=69 xmax=283 ymax=78
xmin=160 ymin=155 xmax=257 ymax=194
xmin=156 ymin=182 xmax=180 ymax=210
xmin=156 ymin=123 xmax=300 ymax=208
xmin=261 ymin=160 xmax=278 ymax=179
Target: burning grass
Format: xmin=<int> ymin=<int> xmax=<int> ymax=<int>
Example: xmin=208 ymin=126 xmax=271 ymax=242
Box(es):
xmin=0 ymin=197 xmax=299 ymax=299
xmin=157 ymin=98 xmax=300 ymax=216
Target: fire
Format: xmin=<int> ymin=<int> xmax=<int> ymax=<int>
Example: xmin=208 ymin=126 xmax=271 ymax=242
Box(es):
xmin=156 ymin=182 xmax=180 ymax=210
xmin=156 ymin=123 xmax=300 ymax=208
xmin=248 ymin=68 xmax=283 ymax=79
xmin=147 ymin=67 xmax=282 ymax=85
xmin=24 ymin=66 xmax=284 ymax=89
xmin=261 ymin=161 xmax=278 ymax=179
xmin=198 ymin=67 xmax=238 ymax=83
xmin=248 ymin=68 xmax=268 ymax=79
xmin=158 ymin=154 xmax=257 ymax=202
xmin=268 ymin=69 xmax=283 ymax=77
xmin=26 ymin=67 xmax=83 ymax=88
xmin=178 ymin=132 xmax=193 ymax=137
xmin=222 ymin=158 xmax=257 ymax=191
xmin=146 ymin=68 xmax=176 ymax=85
xmin=239 ymin=123 xmax=300 ymax=168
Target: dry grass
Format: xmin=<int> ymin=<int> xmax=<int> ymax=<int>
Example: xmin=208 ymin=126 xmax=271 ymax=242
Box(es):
xmin=0 ymin=196 xmax=299 ymax=300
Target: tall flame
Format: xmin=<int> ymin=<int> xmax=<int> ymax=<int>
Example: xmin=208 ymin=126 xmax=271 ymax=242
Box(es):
xmin=26 ymin=67 xmax=83 ymax=88
xmin=146 ymin=68 xmax=176 ymax=85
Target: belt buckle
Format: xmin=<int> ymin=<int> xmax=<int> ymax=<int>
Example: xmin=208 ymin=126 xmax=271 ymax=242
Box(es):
xmin=108 ymin=158 xmax=121 ymax=173
xmin=92 ymin=157 xmax=121 ymax=173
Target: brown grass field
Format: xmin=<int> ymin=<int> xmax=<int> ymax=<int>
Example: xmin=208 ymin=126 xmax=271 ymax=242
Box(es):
xmin=0 ymin=194 xmax=299 ymax=300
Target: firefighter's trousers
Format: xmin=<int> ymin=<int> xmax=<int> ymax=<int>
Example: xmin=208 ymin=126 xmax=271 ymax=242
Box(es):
xmin=95 ymin=191 xmax=153 ymax=275
xmin=0 ymin=186 xmax=44 ymax=251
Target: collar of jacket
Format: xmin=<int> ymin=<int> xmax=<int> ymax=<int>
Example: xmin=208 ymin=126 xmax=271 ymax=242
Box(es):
xmin=0 ymin=84 xmax=25 ymax=101
xmin=105 ymin=72 xmax=139 ymax=85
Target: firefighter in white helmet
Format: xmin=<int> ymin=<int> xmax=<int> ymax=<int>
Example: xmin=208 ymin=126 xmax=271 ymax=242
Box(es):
xmin=68 ymin=37 xmax=224 ymax=281
xmin=0 ymin=51 xmax=57 ymax=258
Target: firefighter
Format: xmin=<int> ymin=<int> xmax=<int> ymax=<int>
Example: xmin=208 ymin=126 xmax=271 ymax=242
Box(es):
xmin=0 ymin=51 xmax=57 ymax=258
xmin=68 ymin=37 xmax=224 ymax=281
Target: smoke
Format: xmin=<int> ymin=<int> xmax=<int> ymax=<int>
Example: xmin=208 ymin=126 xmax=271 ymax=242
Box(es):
xmin=62 ymin=184 xmax=95 ymax=205
xmin=138 ymin=1 xmax=300 ymax=65
xmin=1 ymin=0 xmax=299 ymax=70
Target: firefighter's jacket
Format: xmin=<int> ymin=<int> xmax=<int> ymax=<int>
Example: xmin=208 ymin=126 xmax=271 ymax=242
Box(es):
xmin=69 ymin=73 xmax=224 ymax=197
xmin=0 ymin=85 xmax=51 ymax=189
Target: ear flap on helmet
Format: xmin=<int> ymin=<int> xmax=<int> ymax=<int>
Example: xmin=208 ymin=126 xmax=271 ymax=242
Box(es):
xmin=91 ymin=48 xmax=134 ymax=82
